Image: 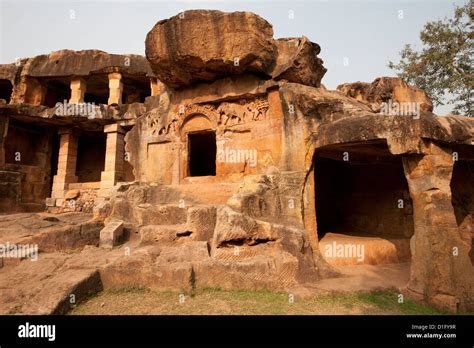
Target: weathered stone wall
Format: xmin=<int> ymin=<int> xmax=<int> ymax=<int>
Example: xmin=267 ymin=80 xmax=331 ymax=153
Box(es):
xmin=402 ymin=142 xmax=474 ymax=312
xmin=1 ymin=120 xmax=54 ymax=210
xmin=0 ymin=170 xmax=21 ymax=212
xmin=126 ymin=84 xmax=285 ymax=184
xmin=337 ymin=77 xmax=433 ymax=113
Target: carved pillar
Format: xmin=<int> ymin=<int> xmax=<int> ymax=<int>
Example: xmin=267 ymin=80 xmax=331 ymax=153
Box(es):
xmin=402 ymin=141 xmax=474 ymax=312
xmin=69 ymin=77 xmax=86 ymax=104
xmin=108 ymin=73 xmax=123 ymax=105
xmin=100 ymin=124 xmax=125 ymax=190
xmin=51 ymin=128 xmax=78 ymax=202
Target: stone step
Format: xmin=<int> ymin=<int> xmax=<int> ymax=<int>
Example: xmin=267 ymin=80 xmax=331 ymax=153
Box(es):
xmin=133 ymin=204 xmax=189 ymax=226
xmin=139 ymin=224 xmax=191 ymax=245
xmin=147 ymin=182 xmax=239 ymax=206
xmin=137 ymin=204 xmax=218 ymax=245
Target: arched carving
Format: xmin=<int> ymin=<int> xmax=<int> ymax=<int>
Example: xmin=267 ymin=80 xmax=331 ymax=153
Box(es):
xmin=177 ymin=104 xmax=219 ymax=134
xmin=180 ymin=114 xmax=214 ymax=140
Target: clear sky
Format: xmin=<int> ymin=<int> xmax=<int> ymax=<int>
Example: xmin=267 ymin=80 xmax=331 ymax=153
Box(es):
xmin=0 ymin=0 xmax=468 ymax=114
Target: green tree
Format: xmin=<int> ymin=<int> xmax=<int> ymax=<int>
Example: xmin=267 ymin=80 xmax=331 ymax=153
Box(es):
xmin=389 ymin=2 xmax=473 ymax=116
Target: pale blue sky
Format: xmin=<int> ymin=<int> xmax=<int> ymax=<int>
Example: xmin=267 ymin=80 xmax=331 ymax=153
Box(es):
xmin=0 ymin=0 xmax=468 ymax=114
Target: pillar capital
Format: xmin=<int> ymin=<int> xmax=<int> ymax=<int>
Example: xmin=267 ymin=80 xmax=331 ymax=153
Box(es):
xmin=108 ymin=72 xmax=122 ymax=80
xmin=58 ymin=127 xmax=80 ymax=136
xmin=104 ymin=123 xmax=125 ymax=134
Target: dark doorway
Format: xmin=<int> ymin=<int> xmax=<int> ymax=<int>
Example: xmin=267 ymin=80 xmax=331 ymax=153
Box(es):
xmin=122 ymin=75 xmax=151 ymax=104
xmin=49 ymin=132 xmax=60 ymax=194
xmin=4 ymin=122 xmax=41 ymax=165
xmin=84 ymin=74 xmax=109 ymax=105
xmin=188 ymin=131 xmax=216 ymax=177
xmin=313 ymin=142 xmax=414 ymax=240
xmin=43 ymin=79 xmax=70 ymax=107
xmin=0 ymin=79 xmax=13 ymax=103
xmin=76 ymin=132 xmax=106 ymax=182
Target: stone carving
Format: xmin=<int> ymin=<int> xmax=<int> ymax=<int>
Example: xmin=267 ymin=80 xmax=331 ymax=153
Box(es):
xmin=217 ymin=102 xmax=245 ymax=126
xmin=146 ymin=97 xmax=269 ymax=136
xmin=217 ymin=97 xmax=269 ymax=125
xmin=246 ymin=98 xmax=269 ymax=121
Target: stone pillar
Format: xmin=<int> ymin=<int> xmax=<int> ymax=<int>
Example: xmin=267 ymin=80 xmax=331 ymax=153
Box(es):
xmin=108 ymin=73 xmax=123 ymax=105
xmin=150 ymin=78 xmax=168 ymax=97
xmin=0 ymin=117 xmax=9 ymax=169
xmin=150 ymin=78 xmax=159 ymax=96
xmin=402 ymin=142 xmax=474 ymax=312
xmin=69 ymin=77 xmax=86 ymax=104
xmin=100 ymin=124 xmax=125 ymax=191
xmin=51 ymin=128 xmax=78 ymax=202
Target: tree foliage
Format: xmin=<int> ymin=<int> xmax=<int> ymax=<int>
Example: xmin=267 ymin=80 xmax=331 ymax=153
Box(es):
xmin=389 ymin=2 xmax=473 ymax=116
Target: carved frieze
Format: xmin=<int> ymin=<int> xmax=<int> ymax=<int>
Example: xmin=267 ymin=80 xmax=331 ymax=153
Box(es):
xmin=145 ymin=96 xmax=269 ymax=138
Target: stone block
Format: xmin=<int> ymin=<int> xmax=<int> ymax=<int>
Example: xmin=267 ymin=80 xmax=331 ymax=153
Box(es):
xmin=100 ymin=221 xmax=124 ymax=248
xmin=45 ymin=197 xmax=56 ymax=207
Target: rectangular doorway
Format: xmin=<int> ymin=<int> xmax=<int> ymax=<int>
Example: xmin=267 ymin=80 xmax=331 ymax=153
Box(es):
xmin=188 ymin=131 xmax=216 ymax=177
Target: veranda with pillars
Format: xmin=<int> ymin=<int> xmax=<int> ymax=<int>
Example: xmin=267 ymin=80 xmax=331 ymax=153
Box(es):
xmin=48 ymin=123 xmax=126 ymax=206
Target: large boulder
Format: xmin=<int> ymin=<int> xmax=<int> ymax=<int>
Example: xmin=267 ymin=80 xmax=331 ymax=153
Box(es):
xmin=145 ymin=10 xmax=276 ymax=88
xmin=337 ymin=77 xmax=433 ymax=113
xmin=272 ymin=36 xmax=326 ymax=87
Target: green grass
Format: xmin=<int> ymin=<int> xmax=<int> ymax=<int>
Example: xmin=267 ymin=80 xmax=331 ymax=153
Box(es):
xmin=69 ymin=287 xmax=451 ymax=315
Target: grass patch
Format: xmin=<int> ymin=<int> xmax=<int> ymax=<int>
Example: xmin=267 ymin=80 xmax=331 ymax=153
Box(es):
xmin=357 ymin=290 xmax=450 ymax=315
xmin=70 ymin=287 xmax=449 ymax=315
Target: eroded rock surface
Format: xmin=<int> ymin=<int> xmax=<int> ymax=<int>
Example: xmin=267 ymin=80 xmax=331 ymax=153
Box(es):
xmin=337 ymin=77 xmax=433 ymax=113
xmin=145 ymin=10 xmax=276 ymax=88
xmin=145 ymin=10 xmax=326 ymax=89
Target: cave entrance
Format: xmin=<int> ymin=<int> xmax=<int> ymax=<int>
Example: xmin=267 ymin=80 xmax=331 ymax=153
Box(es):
xmin=313 ymin=140 xmax=414 ymax=266
xmin=188 ymin=131 xmax=216 ymax=177
xmin=0 ymin=79 xmax=13 ymax=103
xmin=450 ymin=148 xmax=474 ymax=264
xmin=75 ymin=131 xmax=106 ymax=183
